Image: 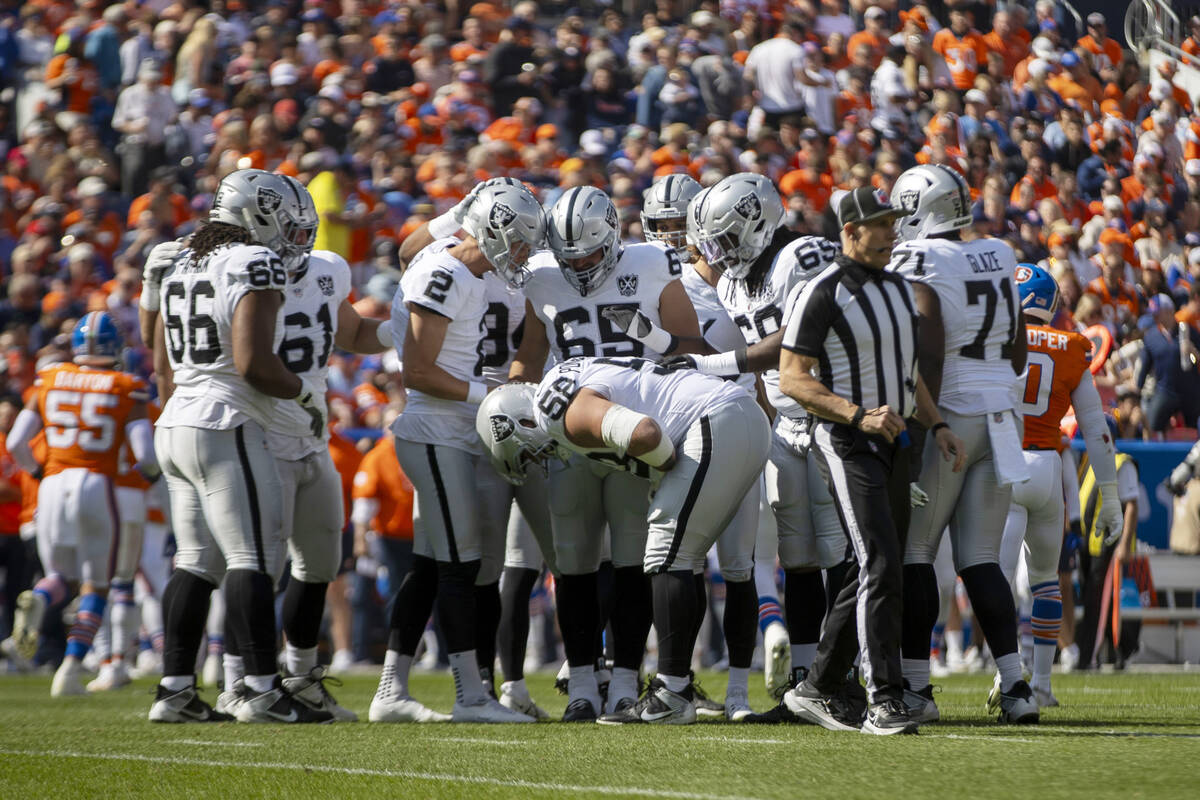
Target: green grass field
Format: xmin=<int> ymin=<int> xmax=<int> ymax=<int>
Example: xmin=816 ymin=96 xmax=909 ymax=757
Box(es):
xmin=1 ymin=670 xmax=1197 ymax=799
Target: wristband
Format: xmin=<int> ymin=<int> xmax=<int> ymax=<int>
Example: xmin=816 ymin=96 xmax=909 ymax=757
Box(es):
xmin=428 ymin=209 xmax=463 ymax=239
xmin=466 ymin=381 xmax=488 ymax=405
xmin=930 ymin=421 xmax=949 ymax=435
xmin=139 ymin=289 xmax=160 ymax=312
xmin=375 ymin=323 xmax=394 ymax=349
xmin=850 ymin=406 xmax=865 ymax=429
xmin=694 ymin=349 xmax=745 ymax=377
xmin=635 ymin=323 xmax=677 ymax=355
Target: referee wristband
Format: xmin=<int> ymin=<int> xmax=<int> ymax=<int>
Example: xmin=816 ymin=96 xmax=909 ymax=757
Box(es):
xmin=849 ymin=406 xmax=865 ymax=429
xmin=466 ymin=381 xmax=488 ymax=405
xmin=930 ymin=421 xmax=949 ymax=435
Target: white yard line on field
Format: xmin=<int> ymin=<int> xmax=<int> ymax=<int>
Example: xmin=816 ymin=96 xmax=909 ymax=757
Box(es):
xmin=686 ymin=737 xmax=792 ymax=745
xmin=0 ymin=748 xmax=769 ymax=800
xmin=929 ymin=734 xmax=1039 ymax=743
xmin=171 ymin=740 xmax=265 ymax=747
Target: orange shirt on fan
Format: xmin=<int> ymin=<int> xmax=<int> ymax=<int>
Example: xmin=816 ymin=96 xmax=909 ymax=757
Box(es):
xmin=17 ymin=432 xmax=46 ymax=529
xmin=932 ymin=28 xmax=987 ymax=90
xmin=1077 ymin=35 xmax=1123 ymax=73
xmin=35 ymin=363 xmax=148 ymax=479
xmin=352 ymin=436 xmax=413 ymax=540
xmin=982 ymin=31 xmax=1028 ymax=76
xmin=1021 ymin=325 xmax=1092 ymax=452
xmin=0 ymin=432 xmax=22 ymax=535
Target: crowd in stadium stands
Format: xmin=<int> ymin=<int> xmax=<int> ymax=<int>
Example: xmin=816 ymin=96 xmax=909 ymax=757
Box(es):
xmin=0 ymin=0 xmax=1198 ymax=668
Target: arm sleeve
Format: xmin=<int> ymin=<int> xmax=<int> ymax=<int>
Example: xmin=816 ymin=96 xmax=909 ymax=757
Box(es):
xmin=7 ymin=409 xmax=43 ymax=475
xmin=1061 ymin=447 xmax=1081 ymax=522
xmin=124 ymin=417 xmax=158 ymax=475
xmin=351 ymin=497 xmax=380 ymax=526
xmin=1070 ymin=370 xmax=1117 ymax=485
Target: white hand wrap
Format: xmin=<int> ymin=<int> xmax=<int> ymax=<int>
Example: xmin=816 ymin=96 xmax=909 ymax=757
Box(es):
xmin=466 ymin=381 xmax=488 ymax=405
xmin=601 ymin=405 xmax=648 ymax=458
xmin=693 ymin=350 xmax=745 ymax=377
xmin=375 ymin=323 xmax=394 ymax=349
xmin=427 ymin=209 xmax=463 ymax=239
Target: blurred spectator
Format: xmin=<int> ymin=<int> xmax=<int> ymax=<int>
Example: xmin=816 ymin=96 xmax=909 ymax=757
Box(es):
xmin=112 ymin=59 xmax=176 ymax=197
xmin=1139 ymin=294 xmax=1200 ymax=435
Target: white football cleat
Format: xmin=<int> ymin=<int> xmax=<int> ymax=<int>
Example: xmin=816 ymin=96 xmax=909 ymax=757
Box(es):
xmin=132 ymin=649 xmax=163 ymax=678
xmin=452 ymin=696 xmax=536 ymax=723
xmin=284 ymin=666 xmax=358 ymax=722
xmin=1033 ymin=686 xmax=1060 ymax=708
xmin=51 ymin=657 xmax=87 ymax=697
xmin=329 ymin=649 xmax=354 ymax=674
xmin=1059 ymin=643 xmax=1080 ymax=673
xmin=87 ymin=660 xmax=132 ymax=692
xmin=763 ymin=622 xmax=792 ymax=699
xmin=724 ymin=686 xmax=753 ymax=722
xmin=499 ymin=680 xmax=548 ymax=720
xmin=215 ymin=680 xmax=247 ymax=717
xmin=1 ymin=590 xmax=45 ymax=667
xmin=369 ymin=693 xmax=451 ymax=722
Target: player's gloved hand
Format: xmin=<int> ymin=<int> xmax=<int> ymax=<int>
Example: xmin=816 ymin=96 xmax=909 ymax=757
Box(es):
xmin=661 ymin=354 xmax=698 ymax=372
xmin=452 ymin=182 xmax=488 ymax=226
xmin=600 ymin=306 xmax=677 ymax=354
xmin=139 ymin=240 xmax=184 ymax=311
xmin=1097 ymin=481 xmax=1124 ymax=546
xmin=1169 ymin=461 xmax=1193 ymax=496
xmin=295 ymin=377 xmax=326 ymax=438
xmin=909 ymin=482 xmax=929 ymax=508
xmin=135 ymin=464 xmax=162 ymax=484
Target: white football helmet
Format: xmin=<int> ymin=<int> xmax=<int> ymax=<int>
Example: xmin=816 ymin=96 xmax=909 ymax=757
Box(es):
xmin=688 ymin=173 xmax=783 ymax=280
xmin=642 ymin=174 xmax=702 ymax=257
xmin=210 ymin=169 xmax=318 ymax=276
xmin=546 ymin=186 xmax=623 ymax=296
xmin=890 ymin=164 xmax=972 ymax=242
xmin=475 ymin=383 xmax=561 ymax=486
xmin=461 ymin=179 xmax=546 ymax=288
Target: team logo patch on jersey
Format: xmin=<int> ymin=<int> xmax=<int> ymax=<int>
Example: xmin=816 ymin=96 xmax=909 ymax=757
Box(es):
xmin=733 ymin=193 xmax=761 ymax=220
xmin=256 ymin=186 xmax=282 ymax=215
xmin=896 ymin=190 xmax=920 ymax=213
xmin=617 ymin=274 xmax=638 ymax=296
xmin=490 ymin=415 xmax=515 ymax=442
xmin=317 ymin=275 xmax=334 ymax=296
xmin=489 ymin=203 xmax=517 ymax=228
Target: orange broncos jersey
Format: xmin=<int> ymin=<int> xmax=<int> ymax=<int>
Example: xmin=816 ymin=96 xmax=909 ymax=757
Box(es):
xmin=35 ymin=363 xmax=148 ymax=479
xmin=352 ymin=437 xmax=413 ymax=540
xmin=114 ymin=403 xmax=160 ymax=491
xmin=1019 ymin=325 xmax=1091 ymax=452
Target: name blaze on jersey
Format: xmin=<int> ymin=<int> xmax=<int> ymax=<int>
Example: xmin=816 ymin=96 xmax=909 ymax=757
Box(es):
xmin=158 ymin=243 xmax=288 ymax=431
xmin=269 ymin=250 xmax=353 ymax=456
xmin=889 ymin=237 xmax=1022 ymax=415
xmin=1019 ymin=325 xmax=1092 ymax=452
xmin=35 ymin=362 xmax=147 ymax=479
xmin=523 ymin=242 xmax=681 ymax=365
xmin=717 ymin=235 xmax=840 ymax=419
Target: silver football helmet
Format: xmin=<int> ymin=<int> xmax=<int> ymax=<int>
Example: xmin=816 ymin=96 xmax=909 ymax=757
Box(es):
xmin=546 ymin=186 xmax=623 ymax=297
xmin=688 ymin=173 xmax=783 ymax=280
xmin=462 ymin=179 xmax=546 ymax=288
xmin=210 ymin=168 xmax=318 ymax=276
xmin=476 ymin=383 xmax=561 ymax=486
xmin=890 ymin=164 xmax=972 ymax=242
xmin=642 ymin=174 xmax=702 ymax=258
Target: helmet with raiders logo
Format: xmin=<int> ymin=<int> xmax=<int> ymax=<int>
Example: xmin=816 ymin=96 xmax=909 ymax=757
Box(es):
xmin=642 ymin=174 xmax=702 ymax=258
xmin=461 ymin=179 xmax=546 ymax=288
xmin=209 ymin=168 xmax=318 ymax=277
xmin=475 ymin=383 xmax=562 ymax=486
xmin=1014 ymin=262 xmax=1059 ymax=323
xmin=688 ymin=173 xmax=783 ymax=280
xmin=546 ymin=186 xmax=623 ymax=297
xmin=889 ymin=164 xmax=972 ymax=243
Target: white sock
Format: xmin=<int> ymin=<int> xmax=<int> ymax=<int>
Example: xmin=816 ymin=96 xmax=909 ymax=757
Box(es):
xmin=659 ymin=673 xmax=689 ymax=693
xmin=285 ymin=644 xmax=318 ymax=676
xmin=609 ymin=667 xmax=639 ymax=704
xmin=791 ymin=643 xmax=817 ymax=671
xmin=503 ymin=677 xmax=527 ymax=694
xmin=727 ymin=666 xmax=750 ymax=694
xmin=996 ymin=652 xmax=1023 ymax=692
xmin=223 ymin=654 xmax=245 ymax=688
xmin=568 ymin=664 xmax=602 ymax=708
xmin=946 ymin=629 xmax=964 ymax=661
xmin=902 ymin=658 xmax=930 ymax=691
xmin=161 ymin=674 xmax=193 ymax=692
xmin=1032 ymin=643 xmax=1055 ymax=691
xmin=449 ymin=651 xmax=487 ymax=705
xmin=245 ymin=674 xmax=275 ymax=693
xmin=380 ymin=650 xmax=412 ymax=698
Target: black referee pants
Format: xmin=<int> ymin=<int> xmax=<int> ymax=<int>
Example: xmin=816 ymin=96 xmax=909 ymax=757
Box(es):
xmin=809 ymin=420 xmax=911 ymax=704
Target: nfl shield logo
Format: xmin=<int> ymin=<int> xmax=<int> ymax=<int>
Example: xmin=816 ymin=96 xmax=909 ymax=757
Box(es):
xmin=617 ymin=275 xmax=638 ymax=297
xmin=489 ymin=203 xmax=517 ymax=227
xmin=490 ymin=415 xmax=515 ymax=442
xmin=317 ymin=275 xmax=334 ymax=296
xmin=733 ymin=193 xmax=761 ymax=220
xmin=256 ymin=186 xmax=282 ymax=215
xmin=896 ymin=190 xmax=920 ymax=213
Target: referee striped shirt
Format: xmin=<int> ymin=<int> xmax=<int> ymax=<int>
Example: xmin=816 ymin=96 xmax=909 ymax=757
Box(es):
xmin=782 ymin=254 xmax=919 ymax=419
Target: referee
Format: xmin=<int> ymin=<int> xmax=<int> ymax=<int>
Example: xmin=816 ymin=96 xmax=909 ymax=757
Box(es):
xmin=776 ymin=187 xmax=965 ymax=735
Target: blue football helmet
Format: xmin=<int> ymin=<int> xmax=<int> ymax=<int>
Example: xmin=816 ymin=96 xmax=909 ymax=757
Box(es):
xmin=1014 ymin=262 xmax=1059 ymax=324
xmin=72 ymin=311 xmax=123 ymax=362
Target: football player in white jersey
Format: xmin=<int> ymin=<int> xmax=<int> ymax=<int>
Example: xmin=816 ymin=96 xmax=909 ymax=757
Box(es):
xmin=479 ymin=356 xmax=771 ymax=724
xmin=369 ymin=180 xmax=544 ymax=724
xmin=508 ymin=186 xmax=702 ymax=721
xmin=637 ymin=173 xmax=769 ymax=720
xmin=886 ymin=164 xmax=1037 ymax=725
xmin=653 ymin=174 xmax=846 ymax=712
xmin=140 ymin=169 xmax=332 ymax=723
xmin=395 ymin=178 xmax=556 ymax=719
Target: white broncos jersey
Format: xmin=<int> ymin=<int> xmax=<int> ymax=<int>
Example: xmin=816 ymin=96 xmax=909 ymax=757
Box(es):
xmin=681 ymin=265 xmax=755 ymax=393
xmin=267 ymin=250 xmax=352 ymax=460
xmin=390 ymin=238 xmax=488 ymax=453
xmin=889 ymin=237 xmax=1022 ymax=416
xmin=534 ymin=356 xmax=748 ymax=479
xmin=717 ymin=235 xmax=840 ymax=420
xmin=157 ymin=243 xmax=287 ymax=431
xmin=523 ymin=242 xmax=682 ymax=364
